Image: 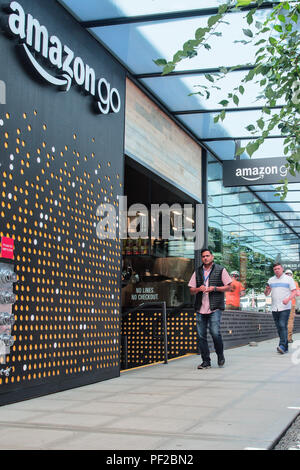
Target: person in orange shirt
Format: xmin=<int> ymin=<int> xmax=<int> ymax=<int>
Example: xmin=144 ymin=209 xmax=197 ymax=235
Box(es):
xmin=285 ymin=269 xmax=299 ymax=343
xmin=226 ymin=271 xmax=245 ymax=310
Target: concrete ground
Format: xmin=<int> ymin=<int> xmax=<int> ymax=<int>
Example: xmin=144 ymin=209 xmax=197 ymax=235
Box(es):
xmin=0 ymin=334 xmax=300 ymax=450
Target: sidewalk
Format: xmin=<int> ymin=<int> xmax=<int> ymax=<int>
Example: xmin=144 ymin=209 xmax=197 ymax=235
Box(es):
xmin=0 ymin=335 xmax=300 ymax=450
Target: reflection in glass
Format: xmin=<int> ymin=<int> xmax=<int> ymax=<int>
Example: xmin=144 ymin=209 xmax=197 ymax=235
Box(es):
xmin=208 ymin=154 xmax=300 ymax=313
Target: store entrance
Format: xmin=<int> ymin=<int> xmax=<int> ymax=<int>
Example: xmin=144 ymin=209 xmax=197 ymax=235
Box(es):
xmin=120 ymin=157 xmax=200 ymax=369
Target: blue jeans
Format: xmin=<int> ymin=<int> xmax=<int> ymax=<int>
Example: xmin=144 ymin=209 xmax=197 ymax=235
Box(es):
xmin=272 ymin=309 xmax=290 ymax=352
xmin=196 ymin=309 xmax=224 ymax=363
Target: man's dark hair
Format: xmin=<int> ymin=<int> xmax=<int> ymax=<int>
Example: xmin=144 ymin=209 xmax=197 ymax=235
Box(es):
xmin=201 ymin=248 xmax=213 ymax=255
xmin=273 ymin=263 xmax=282 ymax=268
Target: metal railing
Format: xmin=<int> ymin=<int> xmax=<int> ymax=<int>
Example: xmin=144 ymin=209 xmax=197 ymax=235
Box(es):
xmin=121 ymin=301 xmax=168 ymax=369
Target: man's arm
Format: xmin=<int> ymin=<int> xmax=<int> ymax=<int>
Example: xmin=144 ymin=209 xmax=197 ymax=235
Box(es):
xmin=283 ymin=288 xmax=297 ymax=305
xmin=190 ymin=286 xmax=201 ymax=295
xmin=205 ymin=284 xmax=232 ymax=293
xmin=189 ymin=285 xmax=208 ymax=295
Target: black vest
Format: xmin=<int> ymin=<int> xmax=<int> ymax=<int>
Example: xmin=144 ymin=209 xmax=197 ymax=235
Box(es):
xmin=194 ymin=263 xmax=225 ymax=312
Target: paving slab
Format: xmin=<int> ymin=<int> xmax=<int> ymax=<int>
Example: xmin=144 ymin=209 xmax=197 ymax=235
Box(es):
xmin=0 ymin=335 xmax=300 ymax=450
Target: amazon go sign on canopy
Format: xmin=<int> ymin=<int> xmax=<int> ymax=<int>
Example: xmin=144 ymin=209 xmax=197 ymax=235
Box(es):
xmin=2 ymin=1 xmax=121 ymax=115
xmin=223 ymin=157 xmax=300 ymax=187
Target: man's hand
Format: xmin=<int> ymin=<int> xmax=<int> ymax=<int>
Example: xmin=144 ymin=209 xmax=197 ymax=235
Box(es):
xmin=205 ymin=286 xmax=215 ymax=293
xmin=264 ymin=285 xmax=271 ymax=296
xmin=199 ymin=285 xmax=207 ymax=292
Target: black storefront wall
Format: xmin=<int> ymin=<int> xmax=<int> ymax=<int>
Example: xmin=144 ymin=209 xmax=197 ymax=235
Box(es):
xmin=0 ymin=0 xmax=126 ymax=405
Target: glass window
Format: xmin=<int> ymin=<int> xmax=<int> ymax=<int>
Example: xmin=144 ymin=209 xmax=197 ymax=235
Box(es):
xmin=207 ymin=154 xmax=300 ymax=313
xmin=90 ymin=9 xmax=270 ymax=74
xmin=59 ymin=0 xmax=232 ymax=20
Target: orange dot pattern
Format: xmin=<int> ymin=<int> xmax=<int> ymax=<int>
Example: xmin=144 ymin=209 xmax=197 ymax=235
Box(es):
xmin=0 ymin=108 xmax=122 ymax=388
xmin=121 ymin=311 xmax=198 ymax=368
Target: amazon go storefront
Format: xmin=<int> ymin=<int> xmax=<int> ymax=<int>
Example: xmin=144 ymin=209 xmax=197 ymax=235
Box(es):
xmin=0 ymin=0 xmax=288 ymax=405
xmin=0 ymin=0 xmax=126 ymax=405
xmin=0 ymin=0 xmax=205 ymax=404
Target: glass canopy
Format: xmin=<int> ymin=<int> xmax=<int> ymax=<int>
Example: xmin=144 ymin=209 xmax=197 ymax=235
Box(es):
xmin=58 ymin=0 xmax=300 ymax=262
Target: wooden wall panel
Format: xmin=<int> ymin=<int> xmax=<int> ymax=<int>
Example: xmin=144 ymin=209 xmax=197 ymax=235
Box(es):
xmin=125 ymin=80 xmax=202 ymax=201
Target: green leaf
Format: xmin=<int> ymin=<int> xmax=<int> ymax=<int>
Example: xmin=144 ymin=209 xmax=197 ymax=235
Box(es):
xmin=162 ymin=64 xmax=175 ymax=75
xmin=237 ymin=0 xmax=254 ymax=5
xmin=291 ymin=13 xmax=298 ymax=23
xmin=208 ymin=14 xmax=222 ymax=28
xmin=195 ymin=27 xmax=209 ymax=39
xmin=218 ymin=3 xmax=228 ymax=14
xmin=255 ymin=55 xmax=265 ymax=63
xmin=278 ymin=14 xmax=286 ymax=23
xmin=246 ymin=11 xmax=254 ymax=25
xmin=172 ymin=51 xmax=184 ymax=63
xmin=257 ymin=118 xmax=265 ymax=130
xmin=239 ymin=85 xmax=245 ymax=95
xmin=205 ymin=74 xmax=215 ymax=83
xmin=183 ymin=40 xmax=195 ymax=52
xmin=255 ymin=39 xmax=266 ymax=46
xmin=244 ymin=69 xmax=256 ymax=82
xmin=269 ymin=37 xmax=277 ymax=46
xmin=233 ymin=95 xmax=239 ymax=105
xmin=186 ymin=50 xmax=198 ymax=59
xmin=219 ymin=99 xmax=229 ymax=107
xmin=246 ymin=124 xmax=255 ymax=131
xmin=246 ymin=141 xmax=260 ymax=157
xmin=243 ymin=28 xmax=253 ymax=38
xmin=154 ymin=58 xmax=167 ymax=67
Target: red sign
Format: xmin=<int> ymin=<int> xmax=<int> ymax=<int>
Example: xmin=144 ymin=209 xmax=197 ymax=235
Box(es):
xmin=0 ymin=237 xmax=14 ymax=259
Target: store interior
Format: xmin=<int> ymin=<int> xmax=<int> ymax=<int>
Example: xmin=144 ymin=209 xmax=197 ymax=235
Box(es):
xmin=122 ymin=157 xmax=199 ymax=309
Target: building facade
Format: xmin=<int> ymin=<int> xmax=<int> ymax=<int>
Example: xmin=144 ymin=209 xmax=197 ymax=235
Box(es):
xmin=0 ymin=0 xmax=299 ymax=406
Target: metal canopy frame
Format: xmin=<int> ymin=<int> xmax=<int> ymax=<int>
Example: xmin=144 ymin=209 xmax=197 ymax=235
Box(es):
xmin=134 ymin=65 xmax=255 ymax=79
xmin=80 ymin=2 xmax=279 ymax=27
xmin=174 ymin=105 xmax=283 ymax=115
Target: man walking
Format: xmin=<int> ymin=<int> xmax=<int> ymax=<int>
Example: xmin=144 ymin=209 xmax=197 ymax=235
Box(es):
xmin=188 ymin=248 xmax=232 ymax=369
xmin=264 ymin=263 xmax=297 ymax=354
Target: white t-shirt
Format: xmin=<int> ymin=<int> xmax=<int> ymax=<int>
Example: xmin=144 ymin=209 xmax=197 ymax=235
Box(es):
xmin=267 ymin=273 xmax=296 ymax=311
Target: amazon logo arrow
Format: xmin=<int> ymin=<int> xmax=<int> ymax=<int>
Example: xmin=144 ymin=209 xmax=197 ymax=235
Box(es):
xmin=23 ymin=44 xmax=72 ymax=91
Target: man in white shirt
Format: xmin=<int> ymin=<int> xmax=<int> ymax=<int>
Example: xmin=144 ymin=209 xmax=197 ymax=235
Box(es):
xmin=264 ymin=263 xmax=297 ymax=354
